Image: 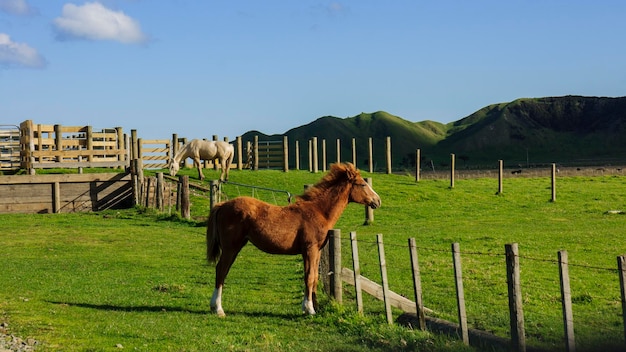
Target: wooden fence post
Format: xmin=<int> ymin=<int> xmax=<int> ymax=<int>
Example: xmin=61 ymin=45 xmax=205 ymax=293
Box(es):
xmin=368 ymin=137 xmax=373 ymax=173
xmin=350 ymin=231 xmax=363 ymax=314
xmin=336 ymin=139 xmax=341 ymax=164
xmin=236 ymin=136 xmax=243 ymax=170
xmin=283 ymin=136 xmax=289 ymax=172
xmin=351 ymin=138 xmax=356 ymax=166
xmin=415 ymin=149 xmax=421 ymax=182
xmin=498 ymin=160 xmax=504 ymax=195
xmin=617 ymin=255 xmax=626 ymax=344
xmin=131 ymin=159 xmax=140 ymax=205
xmin=156 ymin=172 xmax=164 ymax=211
xmin=450 ymin=153 xmax=455 ymax=188
xmin=385 ymin=136 xmax=391 ymax=174
xmin=551 ymin=163 xmax=557 ymax=202
xmin=116 ymin=126 xmax=123 ymax=168
xmin=295 ymin=140 xmax=300 ymax=171
xmin=312 ymin=137 xmax=318 ymax=173
xmin=452 ymin=242 xmax=469 ymax=345
xmin=558 ymin=250 xmax=575 ymax=352
xmin=308 ymin=139 xmax=312 ymax=172
xmin=253 ymin=135 xmax=259 ymax=171
xmin=329 ymin=229 xmax=342 ymax=304
xmin=408 ymin=238 xmax=426 ymax=330
xmin=52 ymin=181 xmax=60 ymax=213
xmin=180 ymin=175 xmax=190 ymax=219
xmin=321 ymin=139 xmax=326 ymax=172
xmin=364 ymin=177 xmax=374 ymax=225
xmin=506 ymin=243 xmax=526 ymax=352
xmin=86 ymin=125 xmax=93 ymax=163
xmin=144 ymin=176 xmax=152 ymax=208
xmin=54 ymin=124 xmax=62 ymax=163
xmin=377 ymin=234 xmax=393 ymax=324
xmin=137 ymin=138 xmax=144 ymax=169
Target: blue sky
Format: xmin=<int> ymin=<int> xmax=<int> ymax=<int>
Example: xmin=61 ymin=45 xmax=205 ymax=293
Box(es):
xmin=1 ymin=1 xmax=625 ymax=141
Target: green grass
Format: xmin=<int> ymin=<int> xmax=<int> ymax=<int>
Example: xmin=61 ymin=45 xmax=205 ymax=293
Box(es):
xmin=2 ymin=166 xmax=626 ymax=351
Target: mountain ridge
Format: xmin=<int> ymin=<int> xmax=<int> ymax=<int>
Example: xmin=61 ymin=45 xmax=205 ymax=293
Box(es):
xmin=242 ymin=96 xmax=626 ymax=169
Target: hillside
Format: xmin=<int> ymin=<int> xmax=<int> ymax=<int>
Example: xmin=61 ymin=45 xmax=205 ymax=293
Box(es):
xmin=242 ymin=96 xmax=626 ymax=169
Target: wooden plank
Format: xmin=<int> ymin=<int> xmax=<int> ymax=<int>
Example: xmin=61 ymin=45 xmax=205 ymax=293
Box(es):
xmin=0 ymin=203 xmax=52 ymax=213
xmin=139 ymin=147 xmax=169 ymax=153
xmin=58 ymin=126 xmax=89 ymax=133
xmin=340 ymin=267 xmax=433 ymax=315
xmin=141 ymin=139 xmax=171 ymax=145
xmin=31 ymin=149 xmax=127 ymax=157
xmin=0 ymin=173 xmax=130 ymax=185
xmin=29 ymin=161 xmax=128 ymax=169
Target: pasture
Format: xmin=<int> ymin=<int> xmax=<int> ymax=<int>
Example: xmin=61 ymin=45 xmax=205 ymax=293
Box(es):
xmin=2 ymin=166 xmax=626 ymax=351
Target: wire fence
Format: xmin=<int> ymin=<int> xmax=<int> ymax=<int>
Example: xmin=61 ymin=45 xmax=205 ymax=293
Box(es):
xmin=330 ymin=232 xmax=626 ymax=351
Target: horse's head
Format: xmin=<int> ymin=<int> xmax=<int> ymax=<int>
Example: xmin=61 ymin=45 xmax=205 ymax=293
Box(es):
xmin=169 ymin=159 xmax=179 ymax=176
xmin=341 ymin=163 xmax=381 ymax=209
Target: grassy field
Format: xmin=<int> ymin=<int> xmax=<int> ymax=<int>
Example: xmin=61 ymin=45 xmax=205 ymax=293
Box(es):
xmin=2 ymin=165 xmax=626 ymax=351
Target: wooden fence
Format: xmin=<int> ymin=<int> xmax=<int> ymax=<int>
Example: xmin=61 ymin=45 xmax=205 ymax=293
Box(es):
xmin=19 ymin=120 xmax=128 ymax=173
xmin=0 ymin=172 xmax=133 ymax=213
xmin=319 ymin=230 xmax=626 ymax=352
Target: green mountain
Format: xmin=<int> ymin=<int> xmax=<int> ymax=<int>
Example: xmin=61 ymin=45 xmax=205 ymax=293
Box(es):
xmin=242 ymin=96 xmax=626 ymax=170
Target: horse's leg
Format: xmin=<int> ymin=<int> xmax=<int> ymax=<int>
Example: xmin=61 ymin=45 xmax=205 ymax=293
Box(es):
xmin=211 ymin=238 xmax=247 ymax=317
xmin=302 ymin=247 xmax=321 ymax=315
xmin=194 ymin=157 xmax=204 ymax=180
xmin=219 ymin=158 xmax=226 ymax=181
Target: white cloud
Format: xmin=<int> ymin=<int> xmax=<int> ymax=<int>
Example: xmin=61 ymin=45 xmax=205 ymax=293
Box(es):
xmin=53 ymin=2 xmax=147 ymax=44
xmin=0 ymin=0 xmax=36 ymax=16
xmin=0 ymin=33 xmax=46 ymax=69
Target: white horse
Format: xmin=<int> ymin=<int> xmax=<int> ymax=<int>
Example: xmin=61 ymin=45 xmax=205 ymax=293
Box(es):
xmin=169 ymin=139 xmax=234 ymax=181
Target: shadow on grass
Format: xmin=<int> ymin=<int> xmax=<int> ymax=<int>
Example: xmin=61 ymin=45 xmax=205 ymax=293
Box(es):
xmin=46 ymin=301 xmax=304 ymax=320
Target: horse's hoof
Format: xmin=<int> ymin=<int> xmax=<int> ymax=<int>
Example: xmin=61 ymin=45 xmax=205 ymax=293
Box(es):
xmin=217 ymin=311 xmax=226 ymax=318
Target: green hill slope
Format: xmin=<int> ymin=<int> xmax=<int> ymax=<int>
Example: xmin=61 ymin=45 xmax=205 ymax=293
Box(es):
xmin=242 ymin=96 xmax=626 ymax=169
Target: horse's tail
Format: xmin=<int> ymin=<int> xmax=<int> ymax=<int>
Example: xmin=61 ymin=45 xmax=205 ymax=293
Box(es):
xmin=206 ymin=204 xmax=223 ymax=263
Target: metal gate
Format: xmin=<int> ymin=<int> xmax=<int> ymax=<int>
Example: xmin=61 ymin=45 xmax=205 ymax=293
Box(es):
xmin=0 ymin=125 xmax=20 ymax=172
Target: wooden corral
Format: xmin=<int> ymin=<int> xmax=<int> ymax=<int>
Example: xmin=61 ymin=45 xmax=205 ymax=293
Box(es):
xmin=0 ymin=172 xmax=133 ymax=214
xmin=19 ymin=120 xmax=128 ymax=174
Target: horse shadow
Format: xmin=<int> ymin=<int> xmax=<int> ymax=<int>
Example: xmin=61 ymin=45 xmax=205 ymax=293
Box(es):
xmin=46 ymin=301 xmax=210 ymax=315
xmin=46 ymin=301 xmax=304 ymax=319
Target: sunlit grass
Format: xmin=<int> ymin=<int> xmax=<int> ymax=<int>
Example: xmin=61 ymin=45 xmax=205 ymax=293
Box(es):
xmin=2 ymin=167 xmax=626 ymax=351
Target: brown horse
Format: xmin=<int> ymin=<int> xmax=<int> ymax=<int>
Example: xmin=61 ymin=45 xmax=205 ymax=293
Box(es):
xmin=206 ymin=162 xmax=381 ymax=317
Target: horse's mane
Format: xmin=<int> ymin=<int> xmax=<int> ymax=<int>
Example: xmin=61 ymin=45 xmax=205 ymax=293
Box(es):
xmin=298 ymin=162 xmax=360 ymax=201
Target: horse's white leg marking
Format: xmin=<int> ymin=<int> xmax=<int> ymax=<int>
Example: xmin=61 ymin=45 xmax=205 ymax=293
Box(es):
xmin=211 ymin=286 xmax=225 ymax=317
xmin=302 ymin=296 xmax=316 ymax=315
